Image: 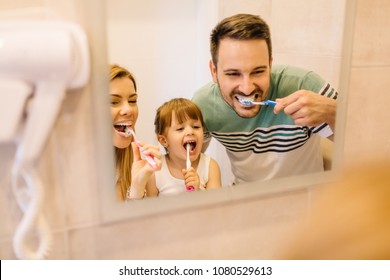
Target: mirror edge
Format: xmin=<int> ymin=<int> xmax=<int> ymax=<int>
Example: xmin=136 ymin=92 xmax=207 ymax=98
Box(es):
xmin=332 ymin=0 xmax=356 ymax=172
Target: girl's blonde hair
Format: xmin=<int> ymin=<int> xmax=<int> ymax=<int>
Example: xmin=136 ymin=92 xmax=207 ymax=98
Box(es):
xmin=154 ymin=98 xmax=205 ymax=136
xmin=110 ymin=64 xmax=137 ymax=200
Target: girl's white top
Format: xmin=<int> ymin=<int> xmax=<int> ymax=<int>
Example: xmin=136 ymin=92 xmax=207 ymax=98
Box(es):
xmin=155 ymin=153 xmax=209 ymax=195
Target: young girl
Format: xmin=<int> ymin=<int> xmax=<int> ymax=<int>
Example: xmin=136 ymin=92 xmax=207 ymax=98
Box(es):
xmin=147 ymin=98 xmax=221 ymax=196
xmin=109 ymin=64 xmax=161 ymax=201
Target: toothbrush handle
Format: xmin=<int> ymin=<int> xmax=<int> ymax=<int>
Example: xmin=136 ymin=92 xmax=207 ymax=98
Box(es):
xmin=135 ymin=142 xmax=157 ymax=170
xmin=186 ymin=145 xmax=191 ymax=170
xmin=144 ymin=154 xmax=158 ymax=170
xmin=265 ymin=100 xmax=277 ymax=106
xmin=128 ymin=128 xmax=158 ymax=170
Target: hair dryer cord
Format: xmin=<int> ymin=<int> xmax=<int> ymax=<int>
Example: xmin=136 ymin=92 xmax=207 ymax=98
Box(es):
xmin=11 ymin=163 xmax=52 ymax=260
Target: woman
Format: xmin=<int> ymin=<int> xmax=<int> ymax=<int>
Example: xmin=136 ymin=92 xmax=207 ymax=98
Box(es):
xmin=109 ymin=64 xmax=161 ymax=201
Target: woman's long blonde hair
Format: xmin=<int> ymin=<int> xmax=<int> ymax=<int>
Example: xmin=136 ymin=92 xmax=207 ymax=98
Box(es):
xmin=110 ymin=64 xmax=137 ymax=201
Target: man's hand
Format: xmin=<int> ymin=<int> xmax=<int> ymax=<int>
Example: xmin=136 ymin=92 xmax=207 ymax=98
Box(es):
xmin=274 ymin=90 xmax=336 ymax=132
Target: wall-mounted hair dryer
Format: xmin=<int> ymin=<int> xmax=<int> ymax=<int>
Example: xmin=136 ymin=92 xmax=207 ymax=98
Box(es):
xmin=0 ymin=19 xmax=90 ymax=259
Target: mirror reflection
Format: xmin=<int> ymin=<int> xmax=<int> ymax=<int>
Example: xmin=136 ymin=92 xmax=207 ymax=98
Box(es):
xmin=104 ymin=0 xmax=346 ymax=214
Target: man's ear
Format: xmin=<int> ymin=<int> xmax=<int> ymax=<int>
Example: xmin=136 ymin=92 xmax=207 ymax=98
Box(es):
xmin=157 ymin=134 xmax=168 ymax=148
xmin=209 ymin=59 xmax=218 ymax=83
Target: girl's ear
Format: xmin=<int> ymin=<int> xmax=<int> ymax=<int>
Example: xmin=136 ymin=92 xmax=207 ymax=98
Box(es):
xmin=157 ymin=134 xmax=168 ymax=148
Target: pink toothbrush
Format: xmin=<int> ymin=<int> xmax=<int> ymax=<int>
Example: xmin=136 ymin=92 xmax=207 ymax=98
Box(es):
xmin=125 ymin=127 xmax=158 ymax=170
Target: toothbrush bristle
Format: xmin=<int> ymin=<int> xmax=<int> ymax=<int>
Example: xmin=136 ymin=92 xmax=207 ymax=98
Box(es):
xmin=238 ymin=97 xmax=252 ymax=105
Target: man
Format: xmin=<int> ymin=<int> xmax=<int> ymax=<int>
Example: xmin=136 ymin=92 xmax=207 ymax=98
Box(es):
xmin=192 ymin=14 xmax=337 ymax=184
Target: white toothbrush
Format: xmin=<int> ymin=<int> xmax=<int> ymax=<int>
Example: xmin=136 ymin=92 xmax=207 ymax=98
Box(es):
xmin=125 ymin=127 xmax=158 ymax=170
xmin=185 ymin=143 xmax=195 ymax=191
xmin=237 ymin=96 xmax=276 ymax=106
xmin=186 ymin=143 xmax=191 ymax=170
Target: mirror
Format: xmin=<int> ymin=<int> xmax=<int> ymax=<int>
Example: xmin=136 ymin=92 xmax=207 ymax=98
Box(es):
xmin=99 ymin=0 xmax=352 ymax=222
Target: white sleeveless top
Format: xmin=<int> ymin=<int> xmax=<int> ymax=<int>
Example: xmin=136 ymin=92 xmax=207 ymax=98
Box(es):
xmin=155 ymin=153 xmax=210 ymax=195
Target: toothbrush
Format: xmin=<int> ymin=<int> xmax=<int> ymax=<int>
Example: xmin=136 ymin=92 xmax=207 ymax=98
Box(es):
xmin=186 ymin=143 xmax=191 ymax=170
xmin=185 ymin=143 xmax=195 ymax=191
xmin=125 ymin=127 xmax=158 ymax=170
xmin=237 ymin=96 xmax=276 ymax=106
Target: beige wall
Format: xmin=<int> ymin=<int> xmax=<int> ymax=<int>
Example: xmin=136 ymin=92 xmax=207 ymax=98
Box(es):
xmin=343 ymin=0 xmax=390 ymax=163
xmin=1 ymin=0 xmax=389 ymax=259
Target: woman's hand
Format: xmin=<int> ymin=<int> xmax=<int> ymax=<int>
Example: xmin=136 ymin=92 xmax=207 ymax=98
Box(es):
xmin=128 ymin=141 xmax=161 ymax=199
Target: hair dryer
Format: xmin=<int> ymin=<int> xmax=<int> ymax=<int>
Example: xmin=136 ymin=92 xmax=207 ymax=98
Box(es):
xmin=0 ymin=19 xmax=90 ymax=259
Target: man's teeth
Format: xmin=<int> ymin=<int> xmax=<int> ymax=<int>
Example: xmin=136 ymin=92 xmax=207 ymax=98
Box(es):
xmin=237 ymin=96 xmax=254 ymax=102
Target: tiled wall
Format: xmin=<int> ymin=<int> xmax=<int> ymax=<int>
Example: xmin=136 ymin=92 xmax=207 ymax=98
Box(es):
xmin=343 ymin=0 xmax=390 ymax=163
xmin=1 ymin=0 xmax=389 ymax=260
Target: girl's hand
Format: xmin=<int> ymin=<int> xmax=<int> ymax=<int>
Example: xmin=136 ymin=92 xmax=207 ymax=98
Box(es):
xmin=182 ymin=167 xmax=200 ymax=191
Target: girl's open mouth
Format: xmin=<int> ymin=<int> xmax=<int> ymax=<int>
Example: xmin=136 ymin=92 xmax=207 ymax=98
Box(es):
xmin=183 ymin=140 xmax=196 ymax=152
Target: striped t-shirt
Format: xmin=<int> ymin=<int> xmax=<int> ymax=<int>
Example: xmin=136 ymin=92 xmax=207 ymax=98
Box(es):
xmin=192 ymin=65 xmax=338 ymax=184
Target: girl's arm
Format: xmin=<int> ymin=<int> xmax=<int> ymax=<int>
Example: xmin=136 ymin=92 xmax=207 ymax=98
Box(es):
xmin=205 ymin=158 xmax=221 ymax=189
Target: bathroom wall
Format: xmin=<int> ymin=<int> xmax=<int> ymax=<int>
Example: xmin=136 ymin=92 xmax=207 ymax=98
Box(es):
xmin=1 ymin=0 xmax=389 ymax=259
xmin=342 ymin=0 xmax=390 ymax=164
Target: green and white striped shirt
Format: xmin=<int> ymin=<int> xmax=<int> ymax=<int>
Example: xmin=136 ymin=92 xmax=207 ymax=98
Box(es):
xmin=193 ymin=65 xmax=338 ymax=184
